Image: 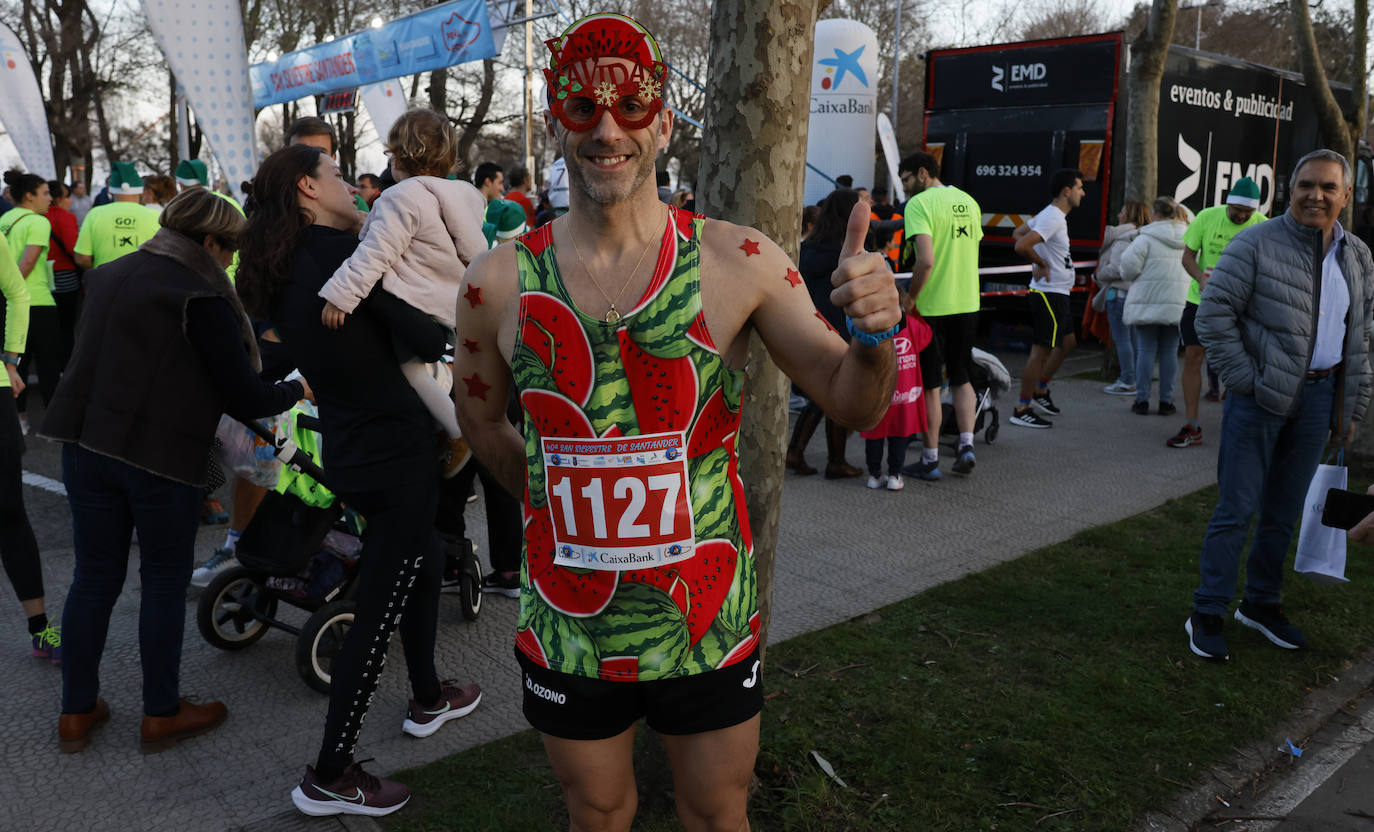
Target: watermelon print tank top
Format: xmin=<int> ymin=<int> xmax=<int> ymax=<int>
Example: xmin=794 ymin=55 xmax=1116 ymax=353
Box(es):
xmin=510 ymin=206 xmax=759 ymax=682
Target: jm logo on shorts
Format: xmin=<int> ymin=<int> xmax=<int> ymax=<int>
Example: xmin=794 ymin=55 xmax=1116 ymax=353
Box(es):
xmin=526 ymin=675 xmax=568 ymax=705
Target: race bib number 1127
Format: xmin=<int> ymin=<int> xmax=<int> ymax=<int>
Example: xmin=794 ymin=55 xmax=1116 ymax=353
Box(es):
xmin=541 ymin=431 xmax=696 ymax=571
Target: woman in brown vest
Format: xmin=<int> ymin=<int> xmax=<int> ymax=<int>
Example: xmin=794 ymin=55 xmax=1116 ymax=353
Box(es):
xmin=42 ymin=189 xmax=307 ymax=754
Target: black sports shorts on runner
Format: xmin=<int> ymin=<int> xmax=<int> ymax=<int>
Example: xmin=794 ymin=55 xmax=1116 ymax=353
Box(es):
xmin=1179 ymin=302 xmax=1201 ymax=347
xmin=919 ymin=312 xmax=979 ymax=387
xmin=517 ymin=646 xmax=763 ymax=741
xmin=1028 ymin=289 xmax=1070 ymax=349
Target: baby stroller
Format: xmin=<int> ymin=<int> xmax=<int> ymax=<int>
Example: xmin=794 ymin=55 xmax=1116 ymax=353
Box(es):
xmin=196 ymin=405 xmax=483 ymax=694
xmin=940 ymin=347 xmax=1011 ymax=446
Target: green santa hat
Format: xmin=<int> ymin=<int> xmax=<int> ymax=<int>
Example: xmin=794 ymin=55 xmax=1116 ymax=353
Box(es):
xmin=483 ymin=199 xmax=527 ymax=247
xmin=1225 ymin=176 xmax=1260 ymax=209
xmin=108 ymin=161 xmax=143 ymax=195
xmin=175 ymin=158 xmax=209 ymax=187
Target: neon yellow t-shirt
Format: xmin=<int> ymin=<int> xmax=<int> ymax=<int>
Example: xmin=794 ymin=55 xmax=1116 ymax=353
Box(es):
xmin=904 ymin=185 xmax=984 ymax=316
xmin=1181 ymin=205 xmax=1267 ymax=304
xmin=0 ymin=234 xmax=31 ymax=385
xmin=75 ymin=202 xmax=162 ymax=269
xmin=0 ymin=207 xmax=54 ymax=307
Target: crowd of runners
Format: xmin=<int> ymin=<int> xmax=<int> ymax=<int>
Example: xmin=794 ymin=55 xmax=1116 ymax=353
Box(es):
xmin=0 ymin=9 xmax=1368 ymax=830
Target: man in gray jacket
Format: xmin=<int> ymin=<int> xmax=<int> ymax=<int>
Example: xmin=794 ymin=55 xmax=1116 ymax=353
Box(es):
xmin=1187 ymin=149 xmax=1373 ymax=661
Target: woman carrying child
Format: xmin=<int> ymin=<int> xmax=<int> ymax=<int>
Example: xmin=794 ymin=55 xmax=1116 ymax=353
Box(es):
xmin=317 ymin=108 xmax=489 ymax=477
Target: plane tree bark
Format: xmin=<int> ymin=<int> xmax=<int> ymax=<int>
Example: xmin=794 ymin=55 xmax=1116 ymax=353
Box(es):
xmin=697 ymin=0 xmax=821 ymax=660
xmin=1124 ymin=0 xmax=1178 ymax=202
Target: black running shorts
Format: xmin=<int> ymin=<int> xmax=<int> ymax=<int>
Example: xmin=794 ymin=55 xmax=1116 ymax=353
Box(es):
xmin=1028 ymin=289 xmax=1070 ymax=349
xmin=1179 ymin=302 xmax=1201 ymax=348
xmin=517 ymin=646 xmax=763 ymax=741
xmin=921 ymin=312 xmax=979 ymax=387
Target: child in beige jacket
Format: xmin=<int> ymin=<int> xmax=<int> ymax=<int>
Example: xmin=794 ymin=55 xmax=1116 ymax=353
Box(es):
xmin=318 ymin=108 xmax=487 ymax=476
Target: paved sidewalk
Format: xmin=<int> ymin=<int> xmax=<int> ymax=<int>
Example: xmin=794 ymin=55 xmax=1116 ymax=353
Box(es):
xmin=0 ymin=350 xmax=1226 ymax=831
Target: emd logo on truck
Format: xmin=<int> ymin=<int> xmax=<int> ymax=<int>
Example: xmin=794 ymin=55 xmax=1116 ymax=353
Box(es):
xmin=991 ymin=62 xmax=1047 ymax=92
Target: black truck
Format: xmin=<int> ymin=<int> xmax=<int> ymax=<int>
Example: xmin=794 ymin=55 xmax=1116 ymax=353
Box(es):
xmin=921 ymin=32 xmax=1370 ymax=299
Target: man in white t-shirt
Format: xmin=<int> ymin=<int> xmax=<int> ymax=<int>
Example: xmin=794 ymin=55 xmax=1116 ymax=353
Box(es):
xmin=1009 ymin=168 xmax=1085 ymax=428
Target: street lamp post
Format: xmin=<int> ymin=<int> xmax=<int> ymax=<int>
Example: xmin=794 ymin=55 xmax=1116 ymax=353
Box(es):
xmin=1179 ymin=1 xmax=1220 ymax=50
xmin=524 ymin=0 xmax=534 ymax=183
xmin=891 ymin=1 xmax=901 ymax=134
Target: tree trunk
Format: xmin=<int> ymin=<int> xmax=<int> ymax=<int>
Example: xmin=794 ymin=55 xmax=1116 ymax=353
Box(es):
xmin=1124 ymin=0 xmax=1177 ymax=202
xmin=21 ymin=0 xmax=99 ymax=183
xmin=189 ymin=117 xmax=203 ymax=162
xmin=697 ymin=0 xmax=820 ymax=662
xmin=427 ymin=67 xmax=447 ymax=113
xmin=1290 ymin=0 xmax=1362 ymax=226
xmin=1355 ymin=0 xmax=1369 ymax=150
xmin=454 ymin=58 xmax=497 ymax=178
xmin=334 ymin=110 xmax=356 ymax=180
xmin=167 ymin=68 xmax=180 ymax=172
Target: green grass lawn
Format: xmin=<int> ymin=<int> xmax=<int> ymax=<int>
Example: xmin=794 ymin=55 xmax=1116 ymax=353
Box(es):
xmin=383 ymin=480 xmax=1374 ymax=831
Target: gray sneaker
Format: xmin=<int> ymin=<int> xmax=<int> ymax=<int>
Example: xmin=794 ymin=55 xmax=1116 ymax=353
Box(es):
xmin=190 ymin=547 xmax=240 ymax=588
xmin=1103 ymin=380 xmax=1137 ymax=396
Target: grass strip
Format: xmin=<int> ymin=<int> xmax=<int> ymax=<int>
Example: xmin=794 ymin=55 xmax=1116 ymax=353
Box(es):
xmin=384 ymin=481 xmax=1374 ymax=831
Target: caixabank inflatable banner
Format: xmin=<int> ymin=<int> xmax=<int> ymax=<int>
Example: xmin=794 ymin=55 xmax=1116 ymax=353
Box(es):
xmin=804 ymin=18 xmax=880 ymax=206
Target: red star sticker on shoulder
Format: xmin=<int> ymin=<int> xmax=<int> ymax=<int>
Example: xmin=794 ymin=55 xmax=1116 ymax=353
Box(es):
xmin=462 ymin=338 xmax=481 ymax=354
xmin=740 ymin=238 xmax=761 ymax=257
xmin=463 ymin=284 xmax=483 ymax=308
xmin=784 ymin=268 xmax=802 ymax=288
xmin=463 ymin=372 xmax=491 ymax=401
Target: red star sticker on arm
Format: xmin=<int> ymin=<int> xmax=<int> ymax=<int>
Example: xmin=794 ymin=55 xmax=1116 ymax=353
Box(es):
xmin=463 ymin=284 xmax=483 ymax=308
xmin=784 ymin=268 xmax=802 ymax=288
xmin=814 ymin=311 xmax=839 ymax=334
xmin=463 ymin=338 xmax=481 ymax=354
xmin=463 ymin=372 xmax=491 ymax=401
xmin=740 ymin=238 xmax=761 ymax=257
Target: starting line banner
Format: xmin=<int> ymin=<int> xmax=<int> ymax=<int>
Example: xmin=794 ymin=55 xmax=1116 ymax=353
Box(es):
xmin=250 ymin=0 xmax=497 ymax=107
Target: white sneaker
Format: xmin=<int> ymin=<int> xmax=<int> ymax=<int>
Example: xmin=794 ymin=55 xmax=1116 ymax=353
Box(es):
xmin=866 ymin=476 xmax=883 ymax=489
xmin=1103 ymin=380 xmax=1137 ymax=396
xmin=885 ymin=475 xmax=904 ymax=491
xmin=190 ymin=547 xmax=240 ymax=588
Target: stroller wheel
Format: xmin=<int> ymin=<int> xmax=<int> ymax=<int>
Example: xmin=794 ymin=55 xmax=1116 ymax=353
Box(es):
xmin=460 ymin=556 xmax=482 ymax=622
xmin=297 ymin=600 xmax=356 ymax=695
xmin=985 ymin=411 xmax=1000 ymax=445
xmin=198 ymin=567 xmax=276 ymax=650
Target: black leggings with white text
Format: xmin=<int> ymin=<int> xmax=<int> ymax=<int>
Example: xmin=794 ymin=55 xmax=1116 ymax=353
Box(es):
xmin=315 ymin=478 xmax=443 ymax=779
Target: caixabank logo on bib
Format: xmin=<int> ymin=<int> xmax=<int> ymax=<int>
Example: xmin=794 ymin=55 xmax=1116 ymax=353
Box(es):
xmin=990 ymin=61 xmax=1048 ymax=92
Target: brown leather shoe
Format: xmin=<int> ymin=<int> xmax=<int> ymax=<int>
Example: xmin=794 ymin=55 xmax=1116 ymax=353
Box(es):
xmin=784 ymin=447 xmax=817 ymax=476
xmin=824 ymin=461 xmax=864 ymax=479
xmin=140 ymin=698 xmax=227 ymax=754
xmin=59 ymin=698 xmax=110 ymax=753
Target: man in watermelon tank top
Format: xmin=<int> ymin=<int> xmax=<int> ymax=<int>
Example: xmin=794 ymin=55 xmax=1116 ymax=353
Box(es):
xmin=454 ymin=13 xmax=902 ymax=831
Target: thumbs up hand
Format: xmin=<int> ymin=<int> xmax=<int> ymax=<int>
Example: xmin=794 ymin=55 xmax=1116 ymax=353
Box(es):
xmin=829 ymin=199 xmax=901 ymax=337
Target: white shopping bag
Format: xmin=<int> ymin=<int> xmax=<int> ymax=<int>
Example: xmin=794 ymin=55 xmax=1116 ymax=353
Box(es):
xmin=1294 ymin=453 xmax=1349 ymax=584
